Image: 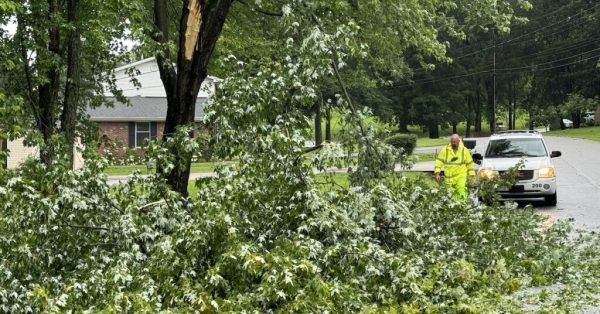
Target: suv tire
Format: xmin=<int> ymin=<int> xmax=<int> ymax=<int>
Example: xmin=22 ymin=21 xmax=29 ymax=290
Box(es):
xmin=545 ymin=192 xmax=557 ymax=206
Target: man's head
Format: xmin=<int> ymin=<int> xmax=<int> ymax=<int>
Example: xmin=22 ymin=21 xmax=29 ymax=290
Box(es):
xmin=450 ymin=134 xmax=460 ymax=149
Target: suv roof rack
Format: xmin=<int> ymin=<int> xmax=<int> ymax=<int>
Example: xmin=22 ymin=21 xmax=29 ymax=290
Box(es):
xmin=495 ymin=130 xmax=540 ymax=135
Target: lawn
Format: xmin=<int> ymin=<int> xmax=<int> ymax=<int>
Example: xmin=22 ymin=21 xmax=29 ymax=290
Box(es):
xmin=409 ymin=152 xmax=436 ymax=162
xmin=104 ymin=161 xmax=232 ymax=176
xmin=416 ymin=137 xmax=448 ymax=147
xmin=544 ymin=125 xmax=600 ymax=142
xmin=188 ymin=171 xmax=435 ymax=195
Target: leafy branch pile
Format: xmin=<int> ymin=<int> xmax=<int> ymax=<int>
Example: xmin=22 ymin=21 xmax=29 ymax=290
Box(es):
xmin=2 ymin=44 xmax=600 ymax=312
xmin=2 ymin=131 xmax=600 ymax=312
xmin=1 ymin=1 xmax=600 ymax=312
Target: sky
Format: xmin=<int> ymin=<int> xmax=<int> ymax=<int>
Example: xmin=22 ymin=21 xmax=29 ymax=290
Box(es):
xmin=1 ymin=18 xmax=137 ymax=51
xmin=2 ymin=17 xmax=17 ymax=36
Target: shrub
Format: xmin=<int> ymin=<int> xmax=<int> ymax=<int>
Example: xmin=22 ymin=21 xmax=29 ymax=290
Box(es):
xmin=384 ymin=133 xmax=417 ymax=155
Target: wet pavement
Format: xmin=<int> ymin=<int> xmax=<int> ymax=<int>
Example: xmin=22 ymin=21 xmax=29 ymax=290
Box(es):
xmin=533 ymin=136 xmax=600 ymax=231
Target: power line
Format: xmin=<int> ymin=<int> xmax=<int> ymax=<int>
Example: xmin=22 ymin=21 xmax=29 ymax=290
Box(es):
xmin=388 ymin=51 xmax=600 ymax=88
xmin=497 ymin=36 xmax=600 ymax=63
xmin=410 ymin=2 xmax=600 ymax=74
xmin=494 ymin=12 xmax=599 ymax=50
xmin=481 ymin=3 xmax=598 ymax=49
xmin=505 ymin=51 xmax=600 ymax=72
xmin=496 ymin=46 xmax=600 ymax=72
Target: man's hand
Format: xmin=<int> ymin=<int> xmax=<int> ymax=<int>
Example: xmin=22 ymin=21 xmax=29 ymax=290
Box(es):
xmin=467 ymin=175 xmax=476 ymax=186
xmin=435 ymin=173 xmax=441 ymax=183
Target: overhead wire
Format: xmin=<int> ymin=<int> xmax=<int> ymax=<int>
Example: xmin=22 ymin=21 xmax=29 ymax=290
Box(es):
xmin=391 ymin=2 xmax=600 ymax=88
xmin=387 ymin=50 xmax=600 ymax=89
xmin=496 ymin=46 xmax=600 ymax=72
xmin=497 ymin=36 xmax=600 ymax=63
xmin=409 ymin=1 xmax=600 ymax=74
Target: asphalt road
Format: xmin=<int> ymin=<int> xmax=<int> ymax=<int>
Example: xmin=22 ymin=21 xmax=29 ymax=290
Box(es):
xmin=537 ymin=136 xmax=600 ymax=231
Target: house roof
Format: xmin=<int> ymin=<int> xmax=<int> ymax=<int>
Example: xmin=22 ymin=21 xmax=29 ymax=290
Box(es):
xmin=104 ymin=57 xmax=221 ymax=98
xmin=112 ymin=57 xmax=223 ymax=83
xmin=87 ymin=96 xmax=207 ymax=122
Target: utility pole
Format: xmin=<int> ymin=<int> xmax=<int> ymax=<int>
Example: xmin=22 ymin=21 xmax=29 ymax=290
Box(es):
xmin=492 ymin=29 xmax=496 ymax=133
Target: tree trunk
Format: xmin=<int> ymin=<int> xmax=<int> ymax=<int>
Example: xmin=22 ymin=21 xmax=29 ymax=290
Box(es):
xmin=466 ymin=95 xmax=472 ymax=137
xmin=484 ymin=78 xmax=495 ymax=133
xmin=512 ymin=79 xmax=517 ymax=129
xmin=573 ymin=113 xmax=581 ymax=129
xmin=398 ymin=116 xmax=409 ymax=133
xmin=1 ymin=139 xmax=6 ymax=169
xmin=37 ymin=0 xmax=61 ymax=167
xmin=398 ymin=103 xmax=410 ymax=133
xmin=154 ymin=0 xmax=232 ymax=196
xmin=507 ymin=79 xmax=513 ymax=130
xmin=314 ymin=102 xmax=322 ymax=145
xmin=325 ymin=104 xmax=331 ymax=142
xmin=428 ymin=122 xmax=439 ymax=138
xmin=452 ymin=123 xmax=457 ymax=134
xmin=528 ymin=107 xmax=534 ymax=130
xmin=61 ymin=0 xmax=81 ymax=169
xmin=474 ymin=78 xmax=482 ymax=132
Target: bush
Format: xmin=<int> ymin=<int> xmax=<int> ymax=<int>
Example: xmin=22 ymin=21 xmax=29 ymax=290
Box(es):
xmin=384 ymin=133 xmax=417 ymax=155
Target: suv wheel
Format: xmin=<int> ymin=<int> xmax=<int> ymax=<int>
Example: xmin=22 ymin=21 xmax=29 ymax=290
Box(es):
xmin=545 ymin=192 xmax=557 ymax=206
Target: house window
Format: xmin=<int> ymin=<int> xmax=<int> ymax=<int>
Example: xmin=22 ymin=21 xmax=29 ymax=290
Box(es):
xmin=129 ymin=122 xmax=157 ymax=148
xmin=135 ymin=122 xmax=151 ymax=147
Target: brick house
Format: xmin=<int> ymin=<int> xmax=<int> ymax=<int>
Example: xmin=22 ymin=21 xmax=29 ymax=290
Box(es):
xmin=1 ymin=57 xmax=218 ymax=168
xmin=88 ymin=96 xmax=207 ymax=150
xmin=1 ymin=138 xmax=84 ymax=170
xmin=86 ymin=57 xmax=219 ymax=158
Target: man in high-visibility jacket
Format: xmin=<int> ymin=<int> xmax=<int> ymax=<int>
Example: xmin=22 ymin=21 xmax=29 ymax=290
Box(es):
xmin=434 ymin=134 xmax=476 ymax=201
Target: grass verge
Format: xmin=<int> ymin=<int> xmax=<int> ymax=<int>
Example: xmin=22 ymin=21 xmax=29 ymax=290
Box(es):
xmin=105 ymin=161 xmax=232 ymax=176
xmin=544 ymin=126 xmax=600 ymax=142
xmin=416 ymin=137 xmax=448 ymax=148
xmin=409 ymin=153 xmax=436 ymax=162
xmin=189 ymin=172 xmax=435 ymax=195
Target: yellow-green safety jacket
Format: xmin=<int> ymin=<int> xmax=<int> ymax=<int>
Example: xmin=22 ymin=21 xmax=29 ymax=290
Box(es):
xmin=434 ymin=142 xmax=476 ymax=180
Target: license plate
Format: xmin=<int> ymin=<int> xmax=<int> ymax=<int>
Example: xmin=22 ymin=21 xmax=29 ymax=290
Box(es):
xmin=509 ymin=185 xmax=524 ymax=193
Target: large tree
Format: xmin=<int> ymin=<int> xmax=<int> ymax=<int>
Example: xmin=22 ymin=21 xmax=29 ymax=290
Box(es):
xmin=0 ymin=0 xmax=134 ymax=168
xmin=137 ymin=0 xmax=528 ymax=195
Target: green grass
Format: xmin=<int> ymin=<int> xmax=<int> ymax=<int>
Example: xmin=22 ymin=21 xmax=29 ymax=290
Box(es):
xmin=314 ymin=173 xmax=351 ymax=189
xmin=544 ymin=125 xmax=600 ymax=141
xmin=104 ymin=161 xmax=232 ymax=176
xmin=416 ymin=137 xmax=448 ymax=147
xmin=104 ymin=165 xmax=153 ymax=176
xmin=188 ymin=172 xmax=435 ymax=195
xmin=409 ymin=153 xmax=436 ymax=162
xmin=308 ymin=111 xmax=396 ymax=142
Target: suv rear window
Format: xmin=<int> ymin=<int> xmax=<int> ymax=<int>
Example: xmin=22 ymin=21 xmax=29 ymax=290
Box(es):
xmin=485 ymin=138 xmax=547 ymax=158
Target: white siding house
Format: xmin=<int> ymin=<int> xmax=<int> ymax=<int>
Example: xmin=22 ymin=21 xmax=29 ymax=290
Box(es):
xmin=107 ymin=57 xmax=219 ymax=98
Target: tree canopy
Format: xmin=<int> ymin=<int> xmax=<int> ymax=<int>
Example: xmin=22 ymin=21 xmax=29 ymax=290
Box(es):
xmin=2 ymin=0 xmax=600 ymax=312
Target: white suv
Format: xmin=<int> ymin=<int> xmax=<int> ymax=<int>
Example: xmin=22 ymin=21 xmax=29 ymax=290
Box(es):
xmin=473 ymin=131 xmax=562 ymax=205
